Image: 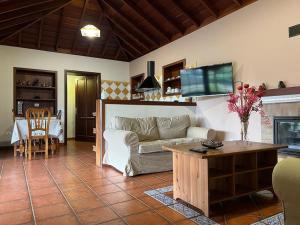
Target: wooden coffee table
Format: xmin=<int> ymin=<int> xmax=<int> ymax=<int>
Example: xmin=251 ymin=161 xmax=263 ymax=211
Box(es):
xmin=163 ymin=141 xmax=287 ymax=216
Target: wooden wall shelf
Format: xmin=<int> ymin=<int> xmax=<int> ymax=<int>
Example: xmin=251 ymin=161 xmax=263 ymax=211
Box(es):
xmin=130 ymin=73 xmax=145 ymax=100
xmin=13 ymin=67 xmax=57 ymax=116
xmin=264 ymin=86 xmax=300 ymax=97
xmin=162 ymin=59 xmax=186 ymax=97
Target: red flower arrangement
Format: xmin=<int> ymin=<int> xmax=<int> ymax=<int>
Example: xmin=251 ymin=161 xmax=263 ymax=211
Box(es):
xmin=228 ymin=83 xmax=267 ymax=140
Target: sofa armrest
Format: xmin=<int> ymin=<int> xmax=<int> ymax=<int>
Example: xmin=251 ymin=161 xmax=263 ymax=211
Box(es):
xmin=103 ymin=129 xmax=139 ymax=149
xmin=273 ymin=158 xmax=300 ymax=224
xmin=187 ymin=127 xmax=216 ymax=140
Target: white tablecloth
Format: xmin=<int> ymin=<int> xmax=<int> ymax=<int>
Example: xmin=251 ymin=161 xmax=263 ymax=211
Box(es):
xmin=11 ymin=118 xmax=63 ymax=144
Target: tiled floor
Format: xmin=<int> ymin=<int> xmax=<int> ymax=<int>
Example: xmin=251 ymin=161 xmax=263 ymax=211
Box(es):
xmin=0 ymin=141 xmax=282 ymax=225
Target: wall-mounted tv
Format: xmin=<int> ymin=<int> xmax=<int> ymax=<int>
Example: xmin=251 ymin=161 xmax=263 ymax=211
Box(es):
xmin=180 ymin=62 xmax=234 ymax=97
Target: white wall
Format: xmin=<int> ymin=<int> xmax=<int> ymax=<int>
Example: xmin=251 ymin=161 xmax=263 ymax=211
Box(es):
xmin=0 ymin=45 xmax=129 ymax=142
xmin=129 ymin=0 xmax=300 ymax=141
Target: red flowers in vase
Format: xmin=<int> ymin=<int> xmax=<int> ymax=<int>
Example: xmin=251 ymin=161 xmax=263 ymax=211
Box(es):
xmin=228 ymin=83 xmax=266 ymax=141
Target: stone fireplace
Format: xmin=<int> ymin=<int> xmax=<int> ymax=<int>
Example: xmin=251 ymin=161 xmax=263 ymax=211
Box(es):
xmin=261 ymin=101 xmax=300 ymax=155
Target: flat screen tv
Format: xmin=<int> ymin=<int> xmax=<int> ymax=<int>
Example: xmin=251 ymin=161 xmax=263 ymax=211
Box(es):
xmin=180 ymin=62 xmax=233 ymax=97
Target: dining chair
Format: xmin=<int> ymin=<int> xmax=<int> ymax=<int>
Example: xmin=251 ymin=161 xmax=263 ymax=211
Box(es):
xmin=12 ymin=109 xmax=26 ymax=157
xmin=50 ymin=110 xmax=62 ymax=155
xmin=26 ymin=108 xmax=51 ymax=160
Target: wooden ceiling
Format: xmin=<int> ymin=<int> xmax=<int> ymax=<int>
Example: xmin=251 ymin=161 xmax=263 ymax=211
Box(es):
xmin=0 ymin=0 xmax=256 ymax=62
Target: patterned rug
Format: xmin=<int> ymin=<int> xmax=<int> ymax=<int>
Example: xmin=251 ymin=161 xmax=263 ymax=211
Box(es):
xmin=145 ymin=186 xmax=284 ymax=225
xmin=144 ymin=186 xmax=219 ymax=225
xmin=251 ymin=213 xmax=284 ymax=225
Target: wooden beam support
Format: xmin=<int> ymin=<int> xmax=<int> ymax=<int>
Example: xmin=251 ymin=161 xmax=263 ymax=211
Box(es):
xmin=146 ymin=0 xmax=184 ymax=34
xmin=0 ymin=14 xmax=41 ymax=32
xmin=96 ymin=2 xmax=131 ymax=61
xmin=0 ymin=0 xmax=68 ymax=23
xmin=171 ymin=0 xmax=200 ymax=27
xmin=0 ymin=0 xmax=73 ymax=43
xmin=121 ymin=0 xmax=170 ymax=41
xmin=198 ymin=0 xmax=218 ymax=18
xmin=37 ymin=19 xmax=44 ymax=49
xmin=87 ymin=14 xmax=103 ymax=56
xmin=55 ymin=9 xmax=64 ymax=51
xmin=102 ymin=0 xmax=159 ymax=47
xmin=115 ymin=36 xmax=131 ymax=60
xmin=100 ymin=32 xmax=112 ymax=57
xmin=112 ymin=29 xmax=143 ymax=55
xmin=232 ymin=0 xmax=242 ymax=6
xmin=0 ymin=0 xmax=53 ymax=16
xmin=114 ymin=46 xmax=121 ymax=60
xmin=71 ymin=0 xmax=89 ymax=53
xmin=105 ymin=15 xmax=149 ymax=51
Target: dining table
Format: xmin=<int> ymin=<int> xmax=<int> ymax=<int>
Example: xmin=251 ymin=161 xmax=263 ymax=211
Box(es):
xmin=11 ymin=117 xmax=63 ymax=144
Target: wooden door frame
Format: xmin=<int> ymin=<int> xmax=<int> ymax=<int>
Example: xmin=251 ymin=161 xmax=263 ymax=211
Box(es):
xmin=64 ymin=70 xmax=101 ymax=144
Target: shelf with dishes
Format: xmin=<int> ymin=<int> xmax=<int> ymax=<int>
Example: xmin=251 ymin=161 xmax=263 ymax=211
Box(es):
xmin=162 ymin=59 xmax=186 ymax=97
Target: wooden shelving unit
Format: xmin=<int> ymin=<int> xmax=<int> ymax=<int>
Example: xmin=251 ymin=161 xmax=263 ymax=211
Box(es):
xmin=207 ymin=150 xmax=278 ymax=204
xmin=13 ymin=67 xmax=57 ymax=116
xmin=130 ymin=73 xmax=145 ymax=100
xmin=162 ymin=59 xmax=186 ymax=97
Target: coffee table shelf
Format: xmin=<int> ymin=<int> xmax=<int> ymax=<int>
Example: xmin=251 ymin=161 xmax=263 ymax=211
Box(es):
xmin=164 ymin=141 xmax=287 ymax=216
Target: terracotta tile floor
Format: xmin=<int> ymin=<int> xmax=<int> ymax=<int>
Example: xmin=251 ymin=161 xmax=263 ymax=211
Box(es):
xmin=0 ymin=141 xmax=282 ymax=225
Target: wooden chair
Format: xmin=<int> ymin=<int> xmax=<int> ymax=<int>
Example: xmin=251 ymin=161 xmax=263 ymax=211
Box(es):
xmin=26 ymin=108 xmax=51 ymax=160
xmin=12 ymin=109 xmax=26 ymax=157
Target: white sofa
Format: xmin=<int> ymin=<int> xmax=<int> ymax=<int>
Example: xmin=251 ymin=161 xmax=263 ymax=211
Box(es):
xmin=103 ymin=115 xmax=216 ymax=176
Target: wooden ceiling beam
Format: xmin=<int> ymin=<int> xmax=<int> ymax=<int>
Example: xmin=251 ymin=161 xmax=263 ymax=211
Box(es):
xmin=71 ymin=0 xmax=89 ymax=53
xmin=37 ymin=19 xmax=44 ymax=49
xmin=0 ymin=0 xmax=73 ymax=43
xmin=121 ymin=0 xmax=170 ymax=41
xmin=115 ymin=36 xmax=131 ymax=60
xmin=96 ymin=2 xmax=132 ymax=61
xmin=112 ymin=29 xmax=143 ymax=55
xmin=198 ymin=0 xmax=218 ymax=18
xmin=102 ymin=0 xmax=158 ymax=47
xmin=55 ymin=9 xmax=64 ymax=51
xmin=105 ymin=15 xmax=149 ymax=51
xmin=146 ymin=0 xmax=184 ymax=34
xmin=114 ymin=47 xmax=121 ymax=60
xmin=0 ymin=13 xmax=42 ymax=32
xmin=171 ymin=0 xmax=200 ymax=27
xmin=87 ymin=14 xmax=103 ymax=56
xmin=106 ymin=19 xmax=137 ymax=60
xmin=0 ymin=0 xmax=68 ymax=23
xmin=0 ymin=0 xmax=53 ymax=16
xmin=232 ymin=0 xmax=242 ymax=6
xmin=100 ymin=32 xmax=112 ymax=57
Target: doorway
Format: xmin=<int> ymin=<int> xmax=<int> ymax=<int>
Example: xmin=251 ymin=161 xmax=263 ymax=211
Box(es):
xmin=64 ymin=70 xmax=100 ymax=143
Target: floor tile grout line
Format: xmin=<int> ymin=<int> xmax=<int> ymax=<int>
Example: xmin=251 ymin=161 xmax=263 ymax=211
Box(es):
xmin=41 ymin=161 xmax=84 ymax=225
xmin=22 ymin=161 xmax=37 ymax=225
xmin=61 ymin=162 xmax=131 ymax=225
xmin=64 ymin=157 xmax=177 ymax=224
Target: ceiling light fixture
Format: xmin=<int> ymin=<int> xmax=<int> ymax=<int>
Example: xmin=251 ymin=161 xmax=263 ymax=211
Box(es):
xmin=80 ymin=25 xmax=100 ymax=38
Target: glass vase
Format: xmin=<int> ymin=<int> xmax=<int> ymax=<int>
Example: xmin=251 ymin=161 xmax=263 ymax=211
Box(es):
xmin=241 ymin=120 xmax=249 ymax=141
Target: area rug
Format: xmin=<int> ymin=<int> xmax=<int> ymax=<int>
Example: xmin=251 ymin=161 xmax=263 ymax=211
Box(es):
xmin=251 ymin=213 xmax=284 ymax=225
xmin=144 ymin=186 xmax=219 ymax=225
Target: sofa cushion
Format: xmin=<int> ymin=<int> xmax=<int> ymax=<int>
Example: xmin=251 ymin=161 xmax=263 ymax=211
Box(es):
xmin=138 ymin=137 xmax=203 ymax=154
xmin=156 ymin=115 xmax=190 ymax=139
xmin=114 ymin=117 xmax=159 ymax=141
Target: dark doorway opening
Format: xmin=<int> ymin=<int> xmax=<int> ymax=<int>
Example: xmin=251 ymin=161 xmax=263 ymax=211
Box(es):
xmin=64 ymin=70 xmax=100 ymax=143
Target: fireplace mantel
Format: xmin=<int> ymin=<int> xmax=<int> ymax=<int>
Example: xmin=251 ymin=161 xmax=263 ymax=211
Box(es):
xmin=262 ymin=86 xmax=300 ymax=104
xmin=262 ymin=94 xmax=300 ymax=104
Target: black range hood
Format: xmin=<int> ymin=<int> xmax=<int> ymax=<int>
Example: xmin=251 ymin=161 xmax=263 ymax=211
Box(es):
xmin=136 ymin=61 xmax=161 ymax=92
